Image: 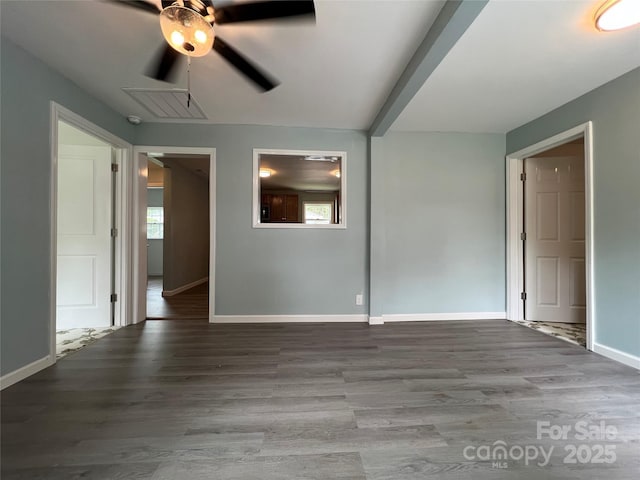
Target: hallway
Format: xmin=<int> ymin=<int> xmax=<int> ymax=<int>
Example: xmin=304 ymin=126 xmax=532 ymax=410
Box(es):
xmin=146 ymin=277 xmax=209 ymax=319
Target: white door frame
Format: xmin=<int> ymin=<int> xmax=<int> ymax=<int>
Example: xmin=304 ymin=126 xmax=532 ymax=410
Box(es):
xmin=132 ymin=146 xmax=216 ymax=323
xmin=50 ymin=102 xmax=133 ymax=361
xmin=506 ymin=121 xmax=595 ymax=350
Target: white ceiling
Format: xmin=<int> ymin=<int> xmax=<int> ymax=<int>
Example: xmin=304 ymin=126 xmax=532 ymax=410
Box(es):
xmin=1 ymin=1 xmax=638 ymax=133
xmin=391 ymin=0 xmax=640 ymax=133
xmin=0 ymin=0 xmax=443 ymax=130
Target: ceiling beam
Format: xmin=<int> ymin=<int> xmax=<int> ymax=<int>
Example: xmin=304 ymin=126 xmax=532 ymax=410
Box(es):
xmin=368 ymin=0 xmax=488 ymax=137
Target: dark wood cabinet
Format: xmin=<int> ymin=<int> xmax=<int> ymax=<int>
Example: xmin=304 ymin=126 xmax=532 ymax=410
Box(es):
xmin=261 ymin=193 xmax=299 ymax=222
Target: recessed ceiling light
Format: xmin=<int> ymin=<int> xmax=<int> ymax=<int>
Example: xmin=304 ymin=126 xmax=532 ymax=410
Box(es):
xmin=259 ymin=168 xmax=272 ymax=178
xmin=595 ymin=0 xmax=640 ymax=31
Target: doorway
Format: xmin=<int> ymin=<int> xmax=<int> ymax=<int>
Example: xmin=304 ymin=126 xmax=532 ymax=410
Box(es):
xmin=506 ymin=122 xmax=594 ymax=350
xmin=521 ymin=138 xmax=586 ymax=346
xmin=133 ymin=147 xmax=216 ymax=322
xmin=51 ymin=103 xmax=131 ymax=359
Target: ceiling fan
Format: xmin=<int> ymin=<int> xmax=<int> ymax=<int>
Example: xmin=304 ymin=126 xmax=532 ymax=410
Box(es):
xmin=109 ymin=0 xmax=315 ymax=91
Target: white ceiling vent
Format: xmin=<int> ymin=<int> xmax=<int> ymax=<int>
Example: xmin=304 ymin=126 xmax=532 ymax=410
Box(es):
xmin=122 ymin=88 xmax=207 ymax=120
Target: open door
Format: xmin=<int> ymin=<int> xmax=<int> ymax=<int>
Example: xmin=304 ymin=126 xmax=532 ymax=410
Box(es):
xmin=56 ymin=133 xmax=114 ymax=329
xmin=523 ymin=143 xmax=586 ymax=323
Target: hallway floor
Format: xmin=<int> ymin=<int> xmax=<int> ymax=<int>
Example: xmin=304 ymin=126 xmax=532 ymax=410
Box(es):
xmin=146 ymin=276 xmax=209 ymax=319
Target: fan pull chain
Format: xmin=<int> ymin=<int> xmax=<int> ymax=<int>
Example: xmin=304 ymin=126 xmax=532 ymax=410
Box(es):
xmin=187 ymin=56 xmax=192 ymax=108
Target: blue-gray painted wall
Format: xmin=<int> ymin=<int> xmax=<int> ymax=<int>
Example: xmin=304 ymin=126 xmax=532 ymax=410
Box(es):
xmin=0 ymin=39 xmax=136 ymax=375
xmin=371 ymin=132 xmax=506 ymax=314
xmin=507 ymin=67 xmax=640 ymax=358
xmin=135 ymin=124 xmax=369 ymax=315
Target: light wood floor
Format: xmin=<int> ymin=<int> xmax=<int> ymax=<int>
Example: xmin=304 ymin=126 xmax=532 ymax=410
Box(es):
xmin=2 ymin=320 xmax=639 ymax=479
xmin=146 ymin=276 xmax=209 ymax=319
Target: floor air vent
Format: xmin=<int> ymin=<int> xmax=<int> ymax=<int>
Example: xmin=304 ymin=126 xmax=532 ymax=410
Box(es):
xmin=122 ymin=88 xmax=207 ymax=120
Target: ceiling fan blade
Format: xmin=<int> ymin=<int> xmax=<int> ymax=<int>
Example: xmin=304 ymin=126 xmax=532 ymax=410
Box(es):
xmin=214 ymin=0 xmax=315 ymax=25
xmin=146 ymin=44 xmax=183 ymax=82
xmin=213 ymin=36 xmax=279 ymax=91
xmin=107 ymin=0 xmax=161 ymax=15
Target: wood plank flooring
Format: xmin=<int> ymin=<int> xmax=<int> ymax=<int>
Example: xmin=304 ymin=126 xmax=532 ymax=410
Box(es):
xmin=146 ymin=277 xmax=209 ymax=319
xmin=2 ymin=320 xmax=639 ymax=479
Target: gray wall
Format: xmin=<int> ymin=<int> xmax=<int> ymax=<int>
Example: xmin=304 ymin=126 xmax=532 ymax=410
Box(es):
xmin=371 ymin=132 xmax=506 ymax=314
xmin=147 ymin=188 xmax=164 ymax=276
xmin=507 ymin=67 xmax=640 ymax=358
xmin=0 ymin=39 xmax=135 ymax=376
xmin=162 ymin=161 xmax=209 ymax=291
xmin=136 ymin=124 xmax=369 ymax=315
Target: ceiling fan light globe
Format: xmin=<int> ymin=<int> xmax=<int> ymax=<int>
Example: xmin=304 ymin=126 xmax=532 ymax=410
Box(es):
xmin=194 ymin=29 xmax=208 ymax=44
xmin=160 ymin=5 xmax=214 ymax=57
xmin=170 ymin=30 xmax=185 ymax=47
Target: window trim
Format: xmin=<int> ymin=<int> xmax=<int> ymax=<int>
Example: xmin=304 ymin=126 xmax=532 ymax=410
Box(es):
xmin=146 ymin=206 xmax=164 ymax=240
xmin=252 ymin=148 xmax=347 ymax=229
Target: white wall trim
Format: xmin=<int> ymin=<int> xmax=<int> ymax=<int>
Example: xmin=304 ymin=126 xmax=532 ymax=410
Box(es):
xmin=369 ymin=316 xmax=384 ymax=325
xmin=162 ymin=276 xmax=208 ymax=297
xmin=133 ymin=146 xmax=216 ymax=324
xmin=212 ymin=314 xmax=368 ymax=323
xmin=50 ymin=102 xmax=133 ymax=369
xmin=383 ymin=312 xmax=507 ymax=322
xmin=0 ymin=356 xmax=53 ymax=390
xmin=505 ymin=121 xmax=595 ymax=351
xmin=593 ymin=343 xmax=640 ymax=370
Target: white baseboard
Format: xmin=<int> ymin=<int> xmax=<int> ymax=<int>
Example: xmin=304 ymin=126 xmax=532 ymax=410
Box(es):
xmin=212 ymin=314 xmax=368 ymax=323
xmin=1 ymin=355 xmax=54 ymax=390
xmin=383 ymin=312 xmax=507 ymax=322
xmin=162 ymin=276 xmax=208 ymax=297
xmin=593 ymin=343 xmax=640 ymax=370
xmin=212 ymin=313 xmax=506 ymax=324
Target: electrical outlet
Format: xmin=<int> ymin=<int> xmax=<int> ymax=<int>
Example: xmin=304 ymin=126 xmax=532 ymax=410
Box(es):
xmin=355 ymin=294 xmax=364 ymax=306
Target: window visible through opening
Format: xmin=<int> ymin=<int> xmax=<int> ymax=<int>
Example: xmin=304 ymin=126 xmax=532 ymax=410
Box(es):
xmin=304 ymin=202 xmax=333 ymax=225
xmin=147 ymin=207 xmax=164 ymax=239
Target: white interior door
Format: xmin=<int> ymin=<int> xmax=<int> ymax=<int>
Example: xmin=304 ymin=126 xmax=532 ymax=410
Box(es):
xmin=57 ymin=144 xmax=113 ymax=329
xmin=524 ymin=155 xmax=586 ymax=323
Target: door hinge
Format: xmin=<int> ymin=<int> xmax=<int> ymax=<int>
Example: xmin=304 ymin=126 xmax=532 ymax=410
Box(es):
xmin=520 ymin=172 xmax=526 ymax=181
xmin=520 ymin=292 xmax=527 ymax=300
xmin=111 ymin=163 xmax=119 ymax=173
xmin=111 ymin=227 xmax=118 ymax=237
xmin=110 ymin=293 xmax=118 ymax=303
xmin=520 ymin=232 xmax=526 ymax=241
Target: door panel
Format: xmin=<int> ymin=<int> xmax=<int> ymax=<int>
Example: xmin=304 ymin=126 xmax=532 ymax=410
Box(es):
xmin=58 ymin=157 xmax=96 ymax=235
xmin=569 ymin=258 xmax=586 ymax=307
xmin=536 ymin=256 xmax=559 ymax=306
xmin=57 ymin=145 xmax=112 ymax=329
xmin=569 ymin=192 xmax=585 ymax=240
xmin=525 ymin=154 xmax=586 ymax=323
xmin=536 ymin=193 xmax=559 ymax=240
xmin=57 ymin=256 xmax=97 ymax=306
